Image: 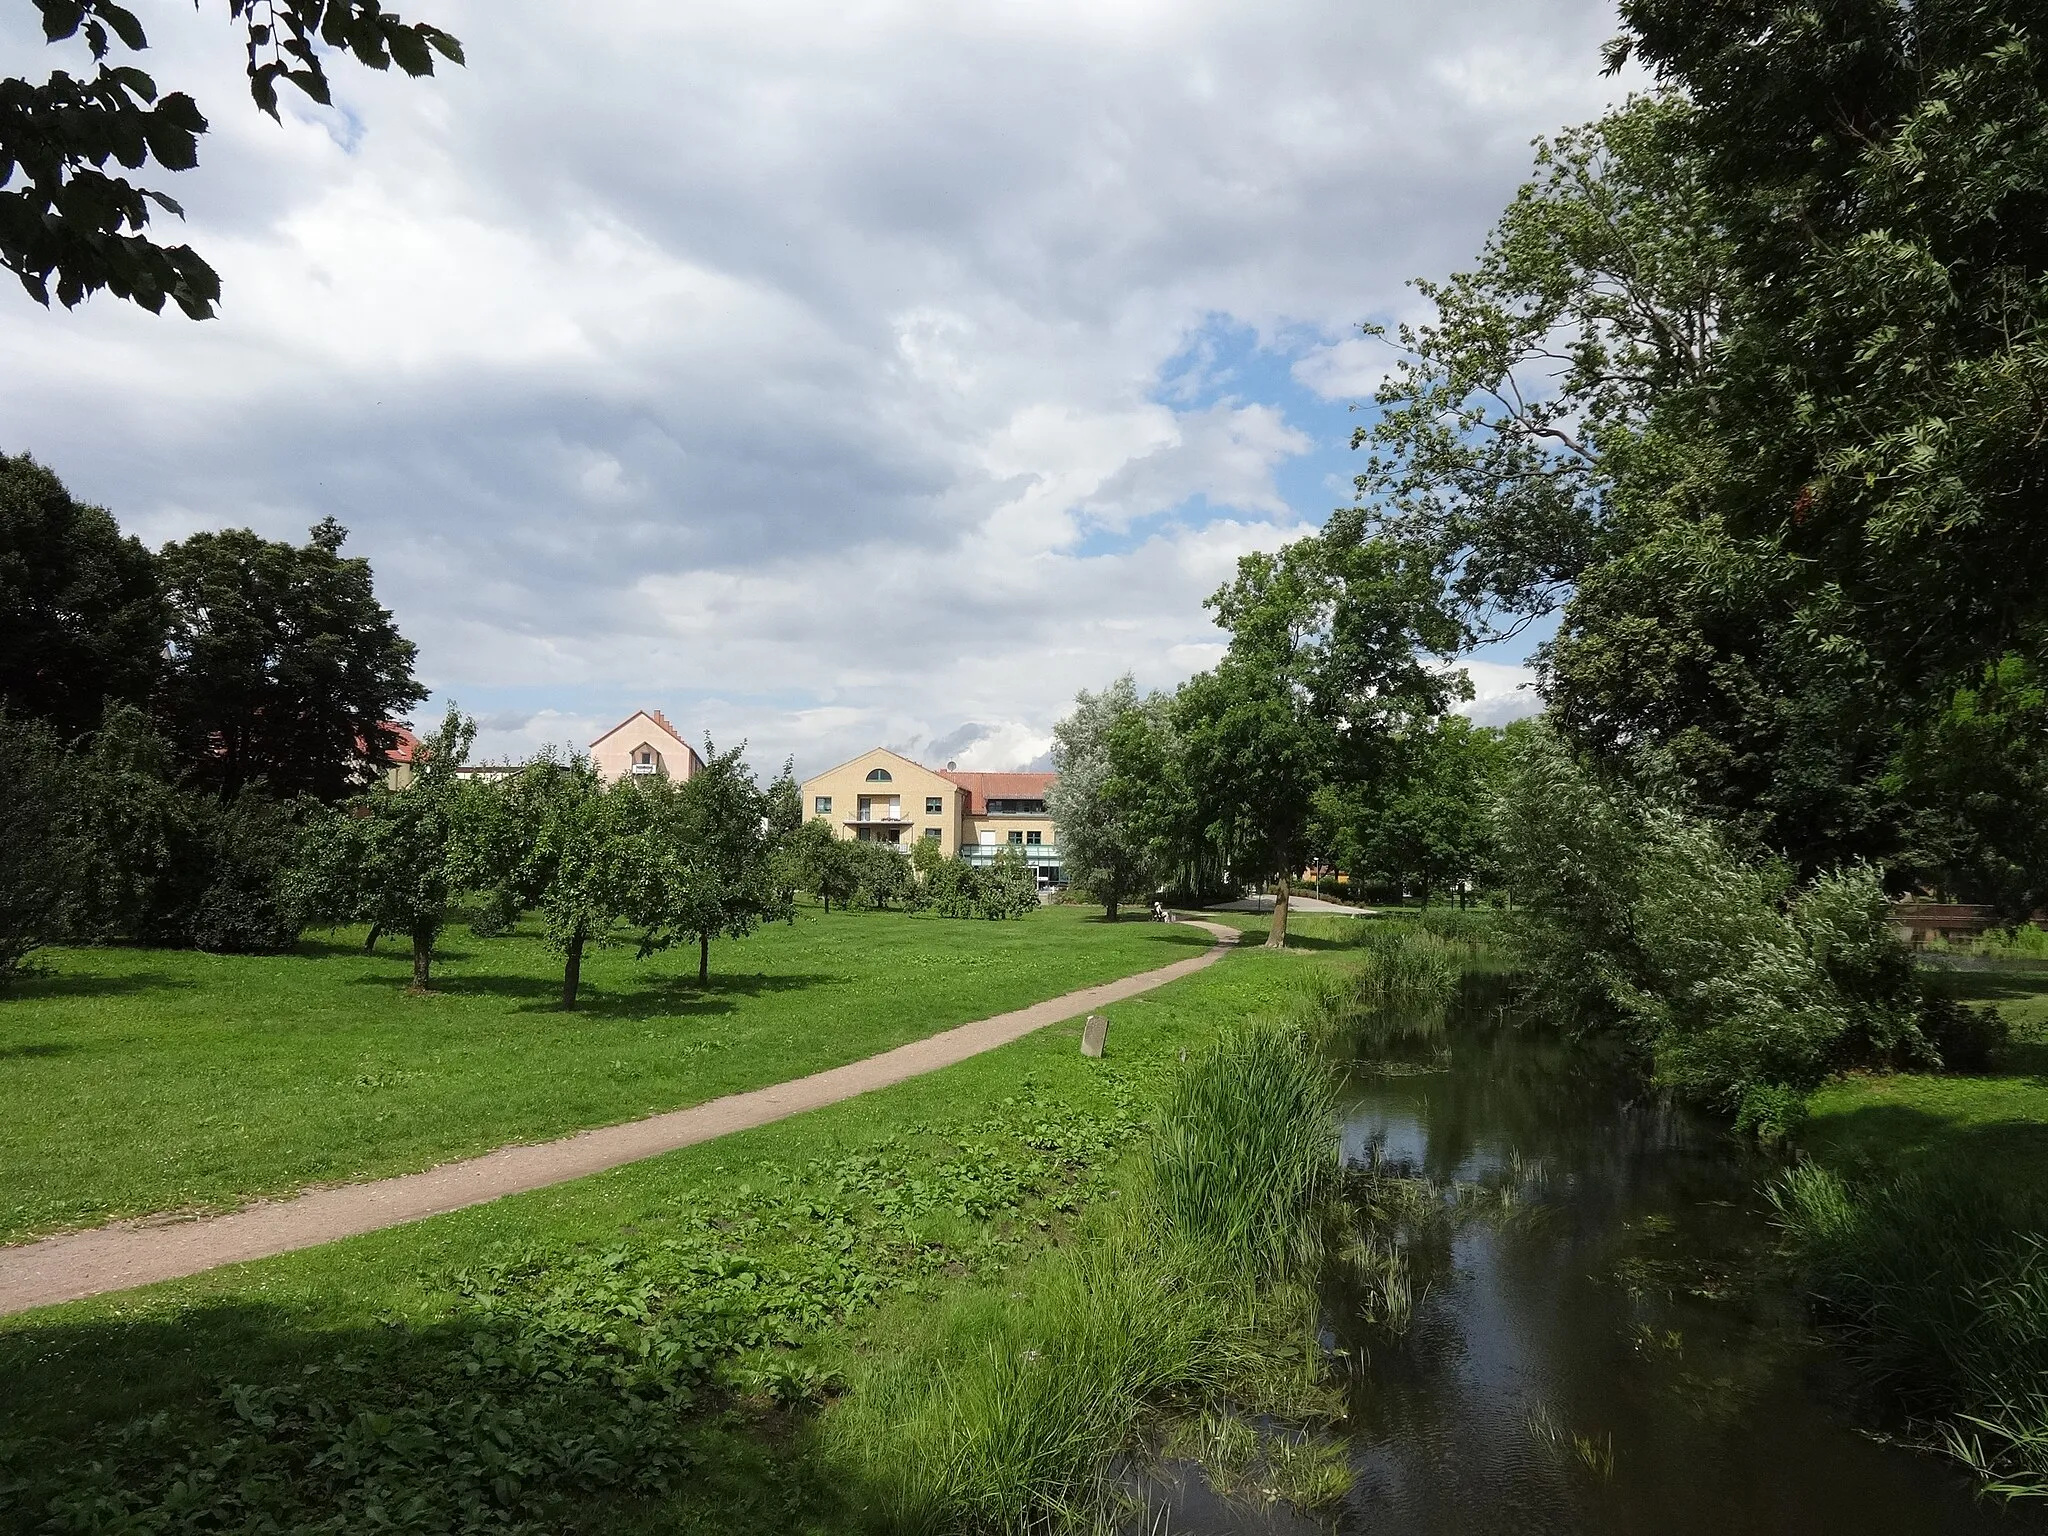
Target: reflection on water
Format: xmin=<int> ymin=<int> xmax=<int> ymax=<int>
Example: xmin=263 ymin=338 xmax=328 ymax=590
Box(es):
xmin=1166 ymin=978 xmax=2029 ymax=1535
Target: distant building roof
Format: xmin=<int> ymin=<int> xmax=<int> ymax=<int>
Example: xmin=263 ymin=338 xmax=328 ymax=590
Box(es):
xmin=373 ymin=721 xmax=421 ymax=764
xmin=938 ymin=769 xmax=1056 ymax=814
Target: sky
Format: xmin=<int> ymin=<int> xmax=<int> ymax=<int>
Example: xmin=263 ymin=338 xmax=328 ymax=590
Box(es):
xmin=1 ymin=0 xmax=1628 ymax=777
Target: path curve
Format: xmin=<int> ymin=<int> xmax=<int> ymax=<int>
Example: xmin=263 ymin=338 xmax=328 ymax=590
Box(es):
xmin=0 ymin=919 xmax=1238 ymax=1318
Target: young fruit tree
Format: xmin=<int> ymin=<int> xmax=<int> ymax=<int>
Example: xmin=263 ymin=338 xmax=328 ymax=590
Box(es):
xmin=479 ymin=753 xmax=639 ymax=1009
xmin=621 ymin=743 xmax=783 ymax=985
xmin=291 ymin=706 xmax=482 ymax=991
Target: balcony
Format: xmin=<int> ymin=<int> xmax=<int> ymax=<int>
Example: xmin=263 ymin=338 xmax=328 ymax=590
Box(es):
xmin=960 ymin=842 xmax=1060 ymax=866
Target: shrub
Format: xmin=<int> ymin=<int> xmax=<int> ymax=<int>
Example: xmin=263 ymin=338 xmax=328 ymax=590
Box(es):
xmin=0 ymin=709 xmax=84 ymax=982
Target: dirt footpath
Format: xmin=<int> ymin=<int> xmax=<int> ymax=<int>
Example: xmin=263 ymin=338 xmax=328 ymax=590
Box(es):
xmin=0 ymin=920 xmax=1237 ymax=1318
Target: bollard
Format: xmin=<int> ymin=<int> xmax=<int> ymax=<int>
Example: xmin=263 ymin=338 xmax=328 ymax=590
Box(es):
xmin=1081 ymin=1013 xmax=1109 ymax=1058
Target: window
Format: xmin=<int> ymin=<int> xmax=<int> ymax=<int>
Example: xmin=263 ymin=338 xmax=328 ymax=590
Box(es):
xmin=987 ymin=798 xmax=1046 ymax=815
xmin=925 ymin=796 xmax=944 ymax=814
xmin=865 ymin=768 xmax=893 ymax=782
xmin=922 ymin=827 xmax=941 ymax=841
xmin=814 ymin=796 xmax=832 ymax=815
xmin=1008 ymin=830 xmax=1024 ymax=845
xmin=1026 ymin=830 xmax=1041 ymax=845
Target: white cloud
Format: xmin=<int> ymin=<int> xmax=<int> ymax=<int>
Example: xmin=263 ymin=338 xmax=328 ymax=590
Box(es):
xmin=0 ymin=0 xmax=1619 ymax=773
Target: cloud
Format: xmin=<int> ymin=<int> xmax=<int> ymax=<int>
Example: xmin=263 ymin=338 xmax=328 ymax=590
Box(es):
xmin=0 ymin=0 xmax=1619 ymax=774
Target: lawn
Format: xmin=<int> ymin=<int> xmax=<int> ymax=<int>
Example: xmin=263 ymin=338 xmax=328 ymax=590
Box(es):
xmin=0 ymin=904 xmax=1210 ymax=1246
xmin=0 ymin=936 xmax=1324 ymax=1533
xmin=1801 ymin=957 xmax=2048 ymax=1185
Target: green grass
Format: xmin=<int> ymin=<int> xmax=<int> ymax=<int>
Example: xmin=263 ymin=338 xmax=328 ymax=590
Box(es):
xmin=0 ymin=905 xmax=1208 ymax=1245
xmin=1788 ymin=957 xmax=2048 ymax=1498
xmin=0 ymin=939 xmax=1336 ymax=1534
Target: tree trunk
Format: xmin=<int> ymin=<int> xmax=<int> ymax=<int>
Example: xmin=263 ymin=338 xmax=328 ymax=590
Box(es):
xmin=410 ymin=922 xmax=435 ymax=991
xmin=1266 ymin=873 xmax=1291 ymax=950
xmin=698 ymin=931 xmax=710 ymax=986
xmin=363 ymin=923 xmax=381 ymax=952
xmin=561 ymin=928 xmax=584 ymax=1010
xmin=1105 ymin=897 xmax=1119 ymax=921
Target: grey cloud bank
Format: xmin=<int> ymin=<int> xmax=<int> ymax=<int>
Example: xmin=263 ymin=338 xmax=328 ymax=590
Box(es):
xmin=0 ymin=0 xmax=1622 ymax=775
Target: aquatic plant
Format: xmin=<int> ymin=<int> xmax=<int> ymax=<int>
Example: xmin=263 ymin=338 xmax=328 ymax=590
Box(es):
xmin=1772 ymin=1161 xmax=2048 ymax=1497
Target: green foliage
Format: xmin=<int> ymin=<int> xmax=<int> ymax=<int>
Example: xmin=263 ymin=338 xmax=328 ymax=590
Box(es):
xmin=1175 ymin=509 xmax=1465 ymax=944
xmin=3 ymin=1 xmax=461 ymax=317
xmin=1048 ymin=675 xmax=1171 ymax=918
xmin=1319 ymin=713 xmax=1504 ymax=904
xmin=0 ymin=452 xmax=164 ymax=738
xmin=1493 ymin=723 xmax=1954 ymax=1124
xmin=69 ymin=705 xmax=305 ymax=953
xmin=785 ymin=817 xmax=852 ymax=911
xmin=0 ymin=708 xmax=84 ymax=982
xmin=825 ymin=1015 xmax=1340 ymax=1534
xmin=158 ymin=517 xmax=424 ymax=802
xmin=5 ymin=1080 xmax=1155 ymax=1532
xmin=976 ymin=847 xmax=1039 ymax=920
xmin=1149 ymin=1021 xmax=1335 ymax=1277
xmin=1773 ymin=1161 xmax=2048 ymax=1498
xmin=621 ymin=743 xmax=786 ymax=984
xmin=839 ymin=838 xmax=913 ymax=910
xmin=291 ymin=705 xmax=480 ymax=989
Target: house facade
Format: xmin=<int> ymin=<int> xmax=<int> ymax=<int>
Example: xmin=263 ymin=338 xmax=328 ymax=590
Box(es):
xmin=588 ymin=709 xmax=704 ymax=783
xmin=799 ymin=749 xmax=1062 ymax=883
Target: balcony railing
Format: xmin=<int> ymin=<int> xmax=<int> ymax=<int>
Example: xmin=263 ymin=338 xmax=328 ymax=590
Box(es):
xmin=959 ymin=842 xmax=1060 ymax=866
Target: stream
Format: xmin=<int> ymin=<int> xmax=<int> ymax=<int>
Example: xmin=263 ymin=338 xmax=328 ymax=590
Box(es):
xmin=1161 ymin=976 xmax=2029 ymax=1534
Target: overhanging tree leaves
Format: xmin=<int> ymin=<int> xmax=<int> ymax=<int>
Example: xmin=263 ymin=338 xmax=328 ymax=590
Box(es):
xmin=4 ymin=0 xmax=462 ymax=317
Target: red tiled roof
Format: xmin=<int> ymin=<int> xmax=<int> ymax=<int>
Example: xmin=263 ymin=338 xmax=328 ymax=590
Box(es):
xmin=937 ymin=769 xmax=1056 ymax=814
xmin=368 ymin=721 xmax=420 ymax=764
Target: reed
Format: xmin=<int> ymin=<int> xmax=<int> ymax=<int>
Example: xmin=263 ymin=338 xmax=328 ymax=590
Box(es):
xmin=1773 ymin=1161 xmax=2048 ymax=1496
xmin=825 ymin=1019 xmax=1341 ymax=1533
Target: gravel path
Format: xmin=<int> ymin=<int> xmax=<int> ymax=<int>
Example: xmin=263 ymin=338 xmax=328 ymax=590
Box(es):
xmin=0 ymin=920 xmax=1237 ymax=1318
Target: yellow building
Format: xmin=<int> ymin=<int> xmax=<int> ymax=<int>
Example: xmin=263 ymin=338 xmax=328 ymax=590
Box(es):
xmin=799 ymin=748 xmax=1062 ymax=883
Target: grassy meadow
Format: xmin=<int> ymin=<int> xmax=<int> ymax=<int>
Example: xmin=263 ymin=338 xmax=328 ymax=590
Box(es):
xmin=0 ymin=931 xmax=1357 ymax=1533
xmin=0 ymin=905 xmax=1209 ymax=1245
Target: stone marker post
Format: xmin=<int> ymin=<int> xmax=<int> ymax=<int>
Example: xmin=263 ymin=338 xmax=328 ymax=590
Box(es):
xmin=1081 ymin=1013 xmax=1109 ymax=1058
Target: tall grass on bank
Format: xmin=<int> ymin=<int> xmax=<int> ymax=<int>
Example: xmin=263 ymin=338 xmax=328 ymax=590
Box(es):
xmin=1773 ymin=1162 xmax=2048 ymax=1497
xmin=826 ymin=1022 xmax=1341 ymax=1533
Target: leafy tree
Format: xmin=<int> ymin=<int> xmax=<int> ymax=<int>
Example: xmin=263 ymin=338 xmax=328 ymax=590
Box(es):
xmin=1048 ymin=675 xmax=1168 ymax=920
xmin=764 ymin=760 xmax=804 ymax=924
xmin=70 ymin=703 xmax=304 ymax=950
xmin=624 ymin=743 xmax=781 ymax=985
xmin=1177 ymin=510 xmax=1462 ymax=948
xmin=0 ymin=708 xmax=85 ymax=983
xmin=786 ymin=817 xmax=852 ymax=912
xmin=844 ymin=838 xmax=914 ymax=910
xmin=292 ymin=705 xmax=477 ymax=990
xmin=976 ymin=847 xmax=1039 ymax=920
xmin=0 ymin=452 xmax=165 ymax=738
xmin=1890 ymin=655 xmax=2048 ymax=923
xmin=5 ymin=0 xmax=461 ymax=318
xmin=159 ymin=517 xmax=424 ymax=800
xmin=484 ymin=754 xmax=635 ymax=1009
xmin=1321 ymin=715 xmax=1504 ymax=906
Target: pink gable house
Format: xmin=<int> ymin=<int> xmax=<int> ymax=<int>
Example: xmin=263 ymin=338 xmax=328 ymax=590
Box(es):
xmin=588 ymin=709 xmax=704 ymax=783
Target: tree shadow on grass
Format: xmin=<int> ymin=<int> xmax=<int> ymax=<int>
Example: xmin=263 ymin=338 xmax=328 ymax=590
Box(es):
xmin=1806 ymin=1098 xmax=2048 ymax=1185
xmin=0 ymin=1295 xmax=852 ymax=1535
xmin=0 ymin=1040 xmax=81 ymax=1061
xmin=4 ymin=971 xmax=196 ymax=1003
xmin=340 ymin=969 xmax=838 ymax=1022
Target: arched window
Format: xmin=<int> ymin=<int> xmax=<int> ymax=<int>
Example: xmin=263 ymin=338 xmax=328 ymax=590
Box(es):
xmin=865 ymin=767 xmax=893 ymax=782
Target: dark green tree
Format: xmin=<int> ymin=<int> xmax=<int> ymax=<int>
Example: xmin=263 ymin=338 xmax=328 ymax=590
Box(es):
xmin=0 ymin=708 xmax=85 ymax=983
xmin=159 ymin=517 xmax=424 ymax=800
xmin=4 ymin=1 xmax=461 ymax=318
xmin=0 ymin=452 xmax=165 ymax=738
